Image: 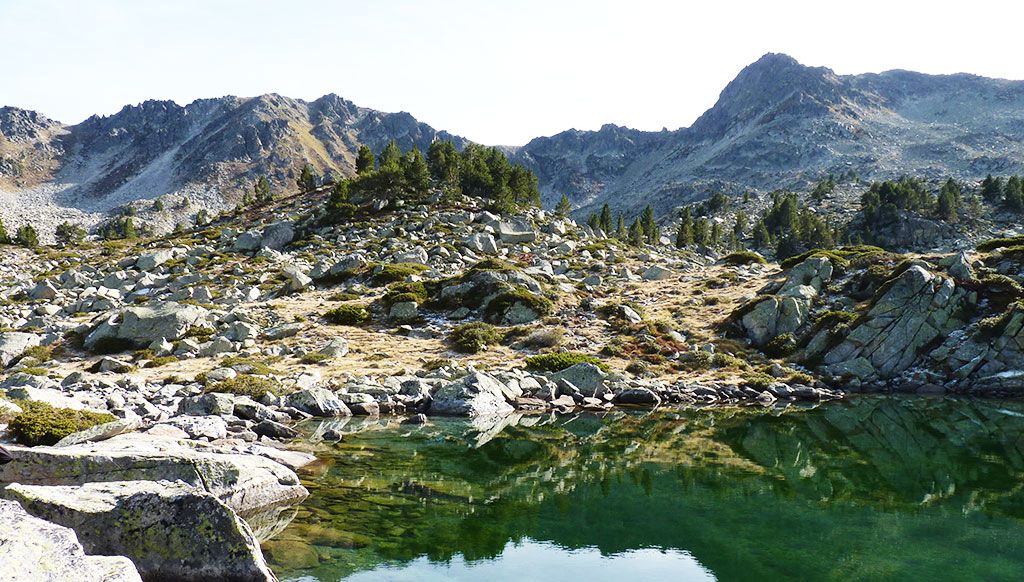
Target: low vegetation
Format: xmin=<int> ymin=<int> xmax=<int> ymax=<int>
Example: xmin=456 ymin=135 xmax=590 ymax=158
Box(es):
xmin=8 ymin=401 xmax=115 ymax=446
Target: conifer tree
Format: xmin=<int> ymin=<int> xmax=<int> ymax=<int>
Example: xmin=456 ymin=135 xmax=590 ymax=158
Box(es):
xmin=640 ymin=205 xmax=657 ymax=243
xmin=599 ymin=204 xmax=613 ymax=234
xmin=615 ymin=215 xmax=626 ymax=240
xmin=628 ymin=218 xmax=644 ymax=246
xmin=296 ymin=164 xmax=317 ymax=192
xmin=675 ymin=208 xmax=694 ymax=248
xmin=555 ymin=194 xmax=572 ymax=216
xmin=426 ymin=140 xmax=459 ymax=186
xmin=402 ymin=147 xmax=431 ymax=195
xmin=356 ymin=145 xmax=375 ymax=175
xmin=0 ymin=217 xmax=8 ymax=244
xmin=15 ymin=224 xmax=39 ymax=248
xmin=254 ymin=175 xmax=272 ymax=202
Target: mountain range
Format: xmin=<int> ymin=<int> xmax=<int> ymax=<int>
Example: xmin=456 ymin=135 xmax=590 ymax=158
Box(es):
xmin=3 ymin=53 xmax=1024 ymax=223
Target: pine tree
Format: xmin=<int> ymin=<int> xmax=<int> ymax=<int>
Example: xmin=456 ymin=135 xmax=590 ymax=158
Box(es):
xmin=675 ymin=208 xmax=694 ymax=248
xmin=402 ymin=147 xmax=431 ymax=195
xmin=693 ymin=218 xmax=710 ymax=246
xmin=426 ymin=140 xmax=459 ymax=186
xmin=586 ymin=213 xmax=601 ymax=231
xmin=599 ymin=204 xmax=613 ymax=234
xmin=628 ymin=218 xmax=644 ymax=246
xmin=555 ymin=194 xmax=572 ymax=216
xmin=296 ymin=164 xmax=317 ymax=192
xmin=640 ymin=205 xmax=657 ymax=243
xmin=733 ymin=210 xmax=748 ymax=238
xmin=378 ymin=141 xmax=402 ymax=170
xmin=0 ymin=217 xmax=8 ymax=244
xmin=195 ymin=210 xmax=209 ymax=226
xmin=981 ymin=174 xmax=1004 ymax=202
xmin=615 ymin=215 xmax=626 ymax=240
xmin=356 ymin=145 xmax=375 ymax=175
xmin=254 ymin=176 xmax=272 ymax=202
xmin=753 ymin=220 xmax=771 ymax=249
xmin=1004 ymin=176 xmax=1024 ymax=211
xmin=54 ymin=222 xmax=85 ymax=247
xmin=15 ymin=224 xmax=39 ymax=248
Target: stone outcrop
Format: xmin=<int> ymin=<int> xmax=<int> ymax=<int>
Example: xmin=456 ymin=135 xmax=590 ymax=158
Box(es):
xmin=430 ymin=371 xmax=515 ymax=416
xmin=3 ymin=481 xmax=275 ymax=582
xmin=740 ymin=257 xmax=832 ymax=346
xmin=84 ymin=302 xmax=211 ymax=351
xmin=0 ymin=433 xmax=308 ymax=514
xmin=822 ymin=266 xmax=960 ymax=381
xmin=0 ymin=499 xmax=141 ymax=582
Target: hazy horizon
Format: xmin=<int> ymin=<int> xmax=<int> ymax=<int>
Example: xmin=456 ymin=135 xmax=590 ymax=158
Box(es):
xmin=3 ymin=0 xmax=1024 ymax=146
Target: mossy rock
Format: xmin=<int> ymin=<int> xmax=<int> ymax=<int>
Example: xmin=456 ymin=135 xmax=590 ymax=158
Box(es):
xmin=369 ymin=263 xmax=428 ymax=286
xmin=483 ymin=289 xmax=553 ymax=325
xmin=721 ymin=251 xmax=767 ymax=266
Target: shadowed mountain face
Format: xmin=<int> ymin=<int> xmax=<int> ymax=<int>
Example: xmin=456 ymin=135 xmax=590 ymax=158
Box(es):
xmin=3 ymin=53 xmax=1024 ymax=215
xmin=0 ymin=94 xmax=467 ymax=210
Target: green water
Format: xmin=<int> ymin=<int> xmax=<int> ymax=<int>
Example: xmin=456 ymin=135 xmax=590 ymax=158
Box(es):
xmin=264 ymin=397 xmax=1024 ymax=581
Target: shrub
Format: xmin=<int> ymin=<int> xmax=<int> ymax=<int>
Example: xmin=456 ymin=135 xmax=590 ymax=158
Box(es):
xmin=524 ymin=352 xmax=606 ymax=372
xmin=205 ymin=375 xmax=280 ymax=399
xmin=483 ymin=289 xmax=553 ymax=323
xmin=742 ymin=372 xmax=776 ymax=391
xmin=448 ymin=322 xmax=501 ymax=354
xmin=721 ymin=251 xmax=767 ymax=266
xmin=521 ymin=327 xmax=564 ymax=349
xmin=325 ymin=304 xmax=370 ymax=325
xmin=678 ymin=350 xmax=713 ymax=371
xmin=329 ymin=292 xmax=362 ymax=302
xmin=764 ymin=333 xmax=797 ymax=358
xmin=370 ymin=263 xmax=428 ymax=286
xmin=19 ymin=345 xmax=54 ymax=363
xmin=977 ymin=235 xmax=1024 ymax=252
xmin=470 ymin=258 xmax=519 ymax=273
xmin=300 ymin=352 xmax=331 ymax=365
xmin=381 ymin=282 xmax=428 ymax=306
xmin=220 ymin=356 xmax=282 ymax=376
xmin=8 ymin=401 xmax=115 ymax=446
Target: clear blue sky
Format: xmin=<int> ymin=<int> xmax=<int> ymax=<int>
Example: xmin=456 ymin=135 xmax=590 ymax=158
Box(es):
xmin=2 ymin=0 xmax=1023 ymax=145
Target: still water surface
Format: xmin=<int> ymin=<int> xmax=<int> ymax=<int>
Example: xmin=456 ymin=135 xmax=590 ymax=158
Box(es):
xmin=264 ymin=397 xmax=1024 ymax=581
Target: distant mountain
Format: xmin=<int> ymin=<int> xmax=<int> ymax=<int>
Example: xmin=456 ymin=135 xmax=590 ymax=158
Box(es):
xmin=0 ymin=94 xmax=467 ymax=211
xmin=512 ymin=53 xmax=1024 ymax=216
xmin=3 ymin=53 xmax=1024 ymax=224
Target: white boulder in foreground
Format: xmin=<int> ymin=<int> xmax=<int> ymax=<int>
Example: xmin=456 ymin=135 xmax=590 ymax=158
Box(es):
xmin=0 ymin=499 xmax=141 ymax=582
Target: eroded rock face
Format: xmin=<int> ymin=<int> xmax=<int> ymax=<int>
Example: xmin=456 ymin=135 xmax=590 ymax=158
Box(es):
xmin=286 ymin=387 xmax=352 ymax=417
xmin=3 ymin=480 xmax=274 ymax=582
xmin=0 ymin=433 xmax=308 ymax=514
xmin=740 ymin=257 xmax=833 ymax=346
xmin=0 ymin=499 xmax=141 ymax=582
xmin=84 ymin=302 xmax=211 ymax=351
xmin=823 ymin=266 xmax=961 ymax=381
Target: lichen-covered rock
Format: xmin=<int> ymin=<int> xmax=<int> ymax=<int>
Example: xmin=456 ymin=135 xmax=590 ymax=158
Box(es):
xmin=3 ymin=480 xmax=275 ymax=582
xmin=739 ymin=257 xmax=833 ymax=346
xmin=0 ymin=433 xmax=308 ymax=514
xmin=823 ymin=266 xmax=961 ymax=381
xmin=0 ymin=499 xmax=141 ymax=582
xmin=84 ymin=302 xmax=211 ymax=351
xmin=549 ymin=363 xmax=608 ymax=397
xmin=430 ymin=371 xmax=515 ymax=416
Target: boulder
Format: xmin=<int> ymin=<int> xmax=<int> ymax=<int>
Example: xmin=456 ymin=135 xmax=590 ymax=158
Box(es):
xmin=642 ymin=265 xmax=676 ymax=281
xmin=614 ymin=387 xmax=662 ymax=406
xmin=3 ymin=480 xmax=275 ymax=582
xmin=160 ymin=415 xmax=228 ymax=440
xmin=135 ymin=249 xmax=174 ymax=271
xmin=318 ymin=338 xmax=350 ymax=358
xmin=55 ymin=418 xmax=143 ymax=448
xmin=392 ymin=246 xmax=428 ymax=265
xmin=84 ymin=302 xmax=210 ymax=351
xmin=286 ymin=387 xmax=351 ymax=417
xmin=0 ymin=433 xmax=307 ymax=514
xmin=465 ymin=233 xmax=499 ymax=254
xmin=493 ymin=218 xmax=537 ymax=243
xmin=549 ymin=363 xmax=607 ymax=397
xmin=430 ymin=371 xmax=515 ymax=416
xmin=0 ymin=331 xmax=42 ymax=367
xmin=177 ymin=392 xmax=235 ymax=416
xmin=389 ymin=301 xmax=419 ymax=322
xmin=0 ymin=499 xmax=141 ymax=582
xmin=259 ymin=222 xmax=294 ymax=250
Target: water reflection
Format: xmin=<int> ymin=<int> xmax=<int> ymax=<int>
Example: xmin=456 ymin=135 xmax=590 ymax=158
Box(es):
xmin=266 ymin=397 xmax=1024 ymax=581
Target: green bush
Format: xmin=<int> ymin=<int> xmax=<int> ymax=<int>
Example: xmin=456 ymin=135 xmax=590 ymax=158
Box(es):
xmin=205 ymin=375 xmax=280 ymax=399
xmin=977 ymin=235 xmax=1024 ymax=252
xmin=779 ymin=245 xmax=886 ymax=271
xmin=381 ymin=281 xmax=428 ymax=306
xmin=329 ymin=292 xmax=362 ymax=302
xmin=524 ymin=352 xmax=606 ymax=372
xmin=764 ymin=333 xmax=797 ymax=358
xmin=19 ymin=345 xmax=54 ymax=362
xmin=742 ymin=372 xmax=776 ymax=390
xmin=325 ymin=304 xmax=370 ymax=325
xmin=370 ymin=263 xmax=428 ymax=286
xmin=721 ymin=251 xmax=767 ymax=266
xmin=300 ymin=352 xmax=332 ymax=365
xmin=678 ymin=350 xmax=714 ymax=371
xmin=9 ymin=401 xmax=115 ymax=446
xmin=448 ymin=322 xmax=501 ymax=354
xmin=483 ymin=289 xmax=553 ymax=323
xmin=470 ymin=258 xmax=519 ymax=273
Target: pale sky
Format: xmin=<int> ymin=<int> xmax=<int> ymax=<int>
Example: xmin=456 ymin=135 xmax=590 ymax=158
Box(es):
xmin=2 ymin=0 xmax=1023 ymax=146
